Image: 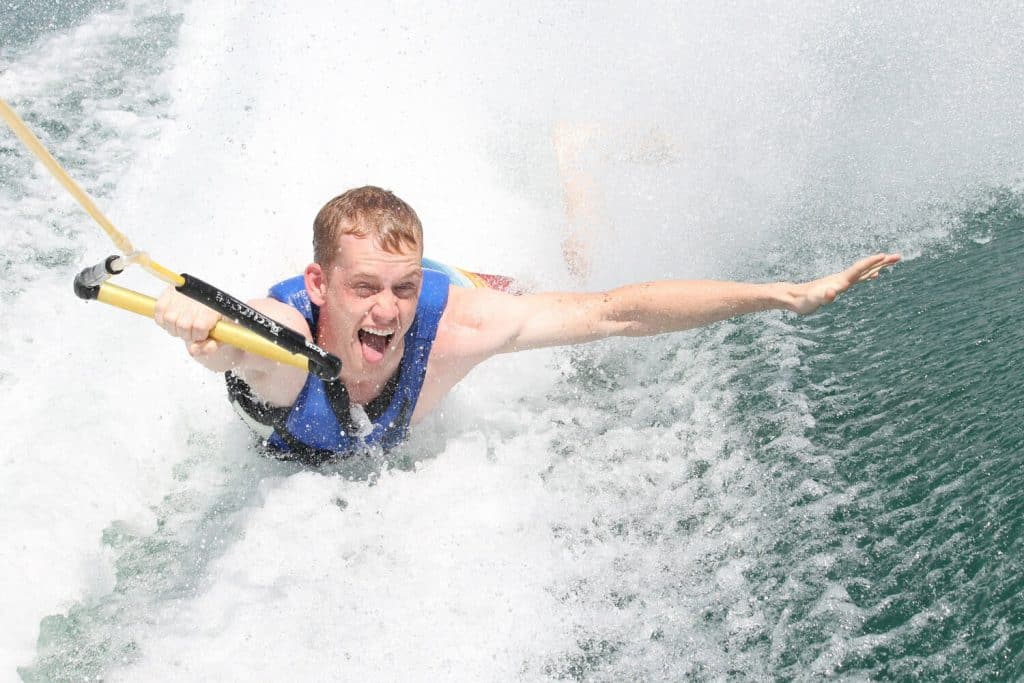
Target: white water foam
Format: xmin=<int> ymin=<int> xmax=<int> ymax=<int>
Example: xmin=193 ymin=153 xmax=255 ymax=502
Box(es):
xmin=0 ymin=1 xmax=194 ymax=674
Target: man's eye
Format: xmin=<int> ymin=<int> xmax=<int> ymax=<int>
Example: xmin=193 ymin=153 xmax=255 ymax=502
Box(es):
xmin=353 ymin=284 xmax=375 ymax=296
xmin=395 ymin=284 xmax=417 ymax=297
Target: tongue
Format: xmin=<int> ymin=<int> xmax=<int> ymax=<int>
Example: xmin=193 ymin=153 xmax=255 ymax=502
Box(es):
xmin=359 ymin=330 xmax=388 ymax=364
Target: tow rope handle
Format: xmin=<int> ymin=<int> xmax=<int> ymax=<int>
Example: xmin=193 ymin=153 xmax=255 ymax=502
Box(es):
xmin=176 ymin=272 xmax=342 ymax=380
xmin=0 ymin=97 xmax=341 ymax=381
xmin=74 ymin=257 xmax=342 ymax=381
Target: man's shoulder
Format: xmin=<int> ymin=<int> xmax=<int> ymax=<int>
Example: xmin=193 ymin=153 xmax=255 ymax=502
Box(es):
xmin=439 ymin=284 xmax=515 ymax=325
xmin=432 ymin=286 xmax=527 ymax=359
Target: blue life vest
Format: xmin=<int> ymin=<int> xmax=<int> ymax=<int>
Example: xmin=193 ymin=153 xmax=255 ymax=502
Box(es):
xmin=260 ymin=268 xmax=449 ymax=460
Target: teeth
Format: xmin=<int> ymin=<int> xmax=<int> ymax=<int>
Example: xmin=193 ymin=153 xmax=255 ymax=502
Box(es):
xmin=361 ymin=328 xmax=394 ymax=337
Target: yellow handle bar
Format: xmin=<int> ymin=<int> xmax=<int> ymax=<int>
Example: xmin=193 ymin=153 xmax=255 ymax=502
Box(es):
xmin=96 ymin=282 xmax=312 ymax=373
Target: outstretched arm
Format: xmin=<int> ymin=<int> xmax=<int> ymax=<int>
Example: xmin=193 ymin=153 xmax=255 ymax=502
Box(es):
xmin=439 ymin=253 xmax=900 ymax=359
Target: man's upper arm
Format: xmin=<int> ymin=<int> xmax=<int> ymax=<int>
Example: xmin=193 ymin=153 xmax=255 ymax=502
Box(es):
xmin=437 ymin=287 xmax=620 ymax=361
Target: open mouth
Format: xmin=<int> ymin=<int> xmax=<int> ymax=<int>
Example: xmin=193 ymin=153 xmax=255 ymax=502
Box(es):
xmin=357 ymin=327 xmax=395 ymax=363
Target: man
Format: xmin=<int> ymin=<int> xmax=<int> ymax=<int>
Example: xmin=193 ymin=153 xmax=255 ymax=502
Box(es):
xmin=155 ymin=186 xmax=899 ymax=461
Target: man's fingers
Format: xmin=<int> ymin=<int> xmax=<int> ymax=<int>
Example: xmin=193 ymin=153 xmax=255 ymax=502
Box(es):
xmin=153 ymin=286 xmax=174 ymax=328
xmin=180 ymin=308 xmax=217 ymax=342
xmin=187 ymin=338 xmax=220 ymax=358
xmin=183 ymin=308 xmax=220 ymax=342
xmin=170 ymin=307 xmax=193 ymax=340
xmin=850 ymin=253 xmax=900 ymax=282
xmin=857 ymin=264 xmax=887 ymax=282
xmin=183 ymin=310 xmax=207 ymax=342
xmin=153 ymin=287 xmax=220 ymax=342
xmin=847 ymin=253 xmax=883 ymax=273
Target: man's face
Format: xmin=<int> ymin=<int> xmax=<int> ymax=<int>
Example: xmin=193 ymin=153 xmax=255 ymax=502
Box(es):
xmin=306 ymin=233 xmax=422 ymax=379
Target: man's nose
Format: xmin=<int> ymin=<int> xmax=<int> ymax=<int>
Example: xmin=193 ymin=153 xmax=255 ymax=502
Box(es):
xmin=371 ymin=291 xmax=399 ymax=322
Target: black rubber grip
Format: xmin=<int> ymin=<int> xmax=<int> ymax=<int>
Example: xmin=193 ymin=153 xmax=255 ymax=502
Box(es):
xmin=177 ymin=273 xmax=342 ymax=380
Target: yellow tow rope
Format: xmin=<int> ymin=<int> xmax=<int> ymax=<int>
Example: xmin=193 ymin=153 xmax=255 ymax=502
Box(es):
xmin=0 ymin=97 xmax=324 ymax=375
xmin=0 ymin=98 xmax=182 ymax=286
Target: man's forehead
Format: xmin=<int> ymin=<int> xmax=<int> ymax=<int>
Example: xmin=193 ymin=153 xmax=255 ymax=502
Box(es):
xmin=331 ymin=234 xmax=422 ymax=274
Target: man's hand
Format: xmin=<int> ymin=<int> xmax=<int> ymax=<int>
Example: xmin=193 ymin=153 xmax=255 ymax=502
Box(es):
xmin=787 ymin=253 xmax=901 ymax=315
xmin=153 ymin=287 xmax=224 ymax=359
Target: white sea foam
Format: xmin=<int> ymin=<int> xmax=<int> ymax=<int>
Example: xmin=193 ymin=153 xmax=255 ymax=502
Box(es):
xmin=0 ymin=2 xmax=190 ymax=673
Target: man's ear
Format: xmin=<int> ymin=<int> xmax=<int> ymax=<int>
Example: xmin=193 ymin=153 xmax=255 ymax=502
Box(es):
xmin=305 ymin=263 xmax=327 ymax=306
